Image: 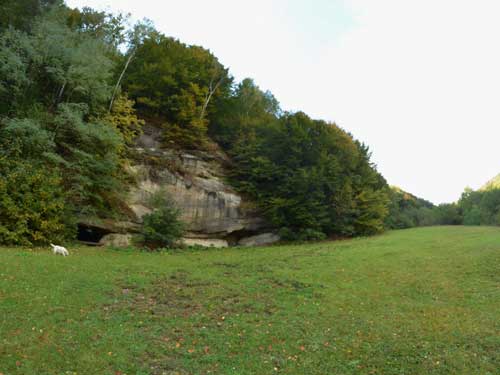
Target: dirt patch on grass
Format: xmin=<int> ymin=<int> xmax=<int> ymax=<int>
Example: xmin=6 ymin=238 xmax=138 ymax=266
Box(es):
xmin=211 ymin=261 xmax=241 ymax=269
xmin=115 ymin=271 xmax=214 ymax=319
xmin=106 ymin=271 xmax=326 ymax=374
xmin=261 ymin=277 xmax=326 ymax=300
xmin=110 ymin=270 xmax=283 ymax=319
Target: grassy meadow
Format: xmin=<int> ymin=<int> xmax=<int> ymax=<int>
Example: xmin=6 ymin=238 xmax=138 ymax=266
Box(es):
xmin=0 ymin=226 xmax=499 ymax=374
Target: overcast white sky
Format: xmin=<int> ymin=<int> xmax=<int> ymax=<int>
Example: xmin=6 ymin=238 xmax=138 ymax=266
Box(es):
xmin=67 ymin=0 xmax=500 ymax=204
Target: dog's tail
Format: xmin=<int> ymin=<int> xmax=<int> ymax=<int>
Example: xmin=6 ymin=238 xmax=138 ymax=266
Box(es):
xmin=50 ymin=243 xmax=56 ymax=248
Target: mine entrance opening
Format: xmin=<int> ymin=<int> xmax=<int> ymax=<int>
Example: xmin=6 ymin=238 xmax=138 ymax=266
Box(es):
xmin=77 ymin=224 xmax=109 ymax=245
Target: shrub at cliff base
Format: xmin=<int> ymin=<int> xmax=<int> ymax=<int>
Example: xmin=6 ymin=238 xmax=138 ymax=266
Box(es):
xmin=141 ymin=193 xmax=185 ymax=248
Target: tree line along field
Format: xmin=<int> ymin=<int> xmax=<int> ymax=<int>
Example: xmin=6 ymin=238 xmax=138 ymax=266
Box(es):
xmin=3 ymin=1 xmax=500 ymax=249
xmin=0 ymin=226 xmax=498 ymax=375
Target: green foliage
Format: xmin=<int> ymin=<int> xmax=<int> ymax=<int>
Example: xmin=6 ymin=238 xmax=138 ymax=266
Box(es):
xmin=463 ymin=206 xmax=481 ymax=225
xmin=209 ymin=78 xmax=281 ymax=149
xmin=0 ymin=7 xmax=115 ymax=116
xmin=0 ymin=28 xmax=36 ymax=115
xmin=0 ymin=117 xmax=56 ymax=160
xmin=219 ymin=103 xmax=389 ymax=238
xmin=0 ymin=0 xmax=61 ymax=31
xmin=32 ymin=9 xmax=114 ymax=112
xmin=66 ymin=6 xmax=127 ymax=49
xmin=0 ymin=158 xmax=71 ymax=245
xmin=0 ymin=1 xmax=429 ymax=245
xmin=0 ymin=6 xmax=133 ymax=244
xmin=458 ymin=186 xmax=500 ymax=226
xmin=418 ymin=183 xmax=500 ymax=228
xmin=0 ymin=121 xmax=60 ymax=242
xmin=51 ymin=103 xmax=125 ymax=215
xmin=141 ymin=193 xmax=185 ymax=248
xmin=384 ymin=184 xmax=500 ymax=229
xmin=435 ymin=203 xmax=463 ymax=225
xmin=353 ymin=188 xmax=390 ymax=235
xmin=104 ymin=93 xmax=144 ymax=148
xmin=405 ymin=182 xmax=500 ymax=228
xmin=385 ymin=187 xmax=438 ymax=229
xmin=480 ymin=173 xmax=500 ymax=191
xmin=122 ymin=34 xmax=232 ymax=148
xmin=0 ymin=108 xmax=126 ymax=218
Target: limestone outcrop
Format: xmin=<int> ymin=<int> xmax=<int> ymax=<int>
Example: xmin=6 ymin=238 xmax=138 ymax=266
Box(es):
xmin=126 ymin=126 xmax=269 ymax=244
xmin=182 ymin=238 xmax=229 ymax=248
xmin=126 ymin=149 xmax=266 ymax=241
xmin=77 ymin=125 xmax=274 ymax=247
xmin=99 ymin=233 xmax=133 ymax=248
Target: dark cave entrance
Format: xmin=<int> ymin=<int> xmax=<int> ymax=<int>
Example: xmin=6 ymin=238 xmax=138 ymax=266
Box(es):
xmin=224 ymin=229 xmax=260 ymax=246
xmin=77 ymin=224 xmax=110 ymax=245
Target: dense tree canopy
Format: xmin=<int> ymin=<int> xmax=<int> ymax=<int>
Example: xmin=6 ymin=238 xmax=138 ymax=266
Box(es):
xmin=122 ymin=34 xmax=232 ymax=148
xmin=386 ymin=187 xmax=437 ymax=229
xmin=0 ymin=0 xmax=61 ymax=31
xmin=386 ymin=183 xmax=500 ymax=229
xmin=458 ymin=187 xmax=500 ymax=226
xmin=0 ymin=5 xmax=137 ymax=244
xmin=209 ymin=79 xmax=389 ymax=239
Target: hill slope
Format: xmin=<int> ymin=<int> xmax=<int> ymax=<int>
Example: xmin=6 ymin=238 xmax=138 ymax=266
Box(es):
xmin=480 ymin=173 xmax=500 ymax=191
xmin=1 ymin=226 xmax=499 ymax=374
xmin=386 ymin=186 xmax=436 ymax=228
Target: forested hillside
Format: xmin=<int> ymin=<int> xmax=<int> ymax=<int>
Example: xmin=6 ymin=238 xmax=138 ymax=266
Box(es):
xmin=0 ymin=1 xmax=473 ymax=246
xmin=456 ymin=184 xmax=500 ymax=226
xmin=385 ymin=187 xmax=436 ymax=229
xmin=480 ymin=173 xmax=500 ymax=191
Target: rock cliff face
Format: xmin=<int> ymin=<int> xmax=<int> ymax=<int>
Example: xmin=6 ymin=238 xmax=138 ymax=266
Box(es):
xmin=78 ymin=125 xmax=278 ymax=247
xmin=125 ymin=126 xmax=269 ymax=245
xmin=127 ymin=150 xmax=266 ymax=239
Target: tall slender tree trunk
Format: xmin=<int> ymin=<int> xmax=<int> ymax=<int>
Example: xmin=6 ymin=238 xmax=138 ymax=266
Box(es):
xmin=199 ymin=76 xmax=223 ymax=120
xmin=109 ymin=49 xmax=135 ymax=112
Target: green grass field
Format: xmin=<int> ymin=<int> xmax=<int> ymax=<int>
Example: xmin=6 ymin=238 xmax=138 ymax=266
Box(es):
xmin=0 ymin=226 xmax=499 ymax=375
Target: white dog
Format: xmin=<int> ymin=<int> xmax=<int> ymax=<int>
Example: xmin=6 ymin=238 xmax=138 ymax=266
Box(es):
xmin=50 ymin=243 xmax=69 ymax=256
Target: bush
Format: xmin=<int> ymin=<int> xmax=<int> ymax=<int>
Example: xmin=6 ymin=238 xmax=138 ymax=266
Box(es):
xmin=0 ymin=158 xmax=73 ymax=245
xmin=141 ymin=193 xmax=185 ymax=248
xmin=435 ymin=203 xmax=463 ymax=225
xmin=463 ymin=207 xmax=481 ymax=226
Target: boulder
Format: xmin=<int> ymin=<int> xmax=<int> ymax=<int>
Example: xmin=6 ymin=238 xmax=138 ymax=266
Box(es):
xmin=99 ymin=234 xmax=133 ymax=248
xmin=238 ymin=233 xmax=280 ymax=247
xmin=183 ymin=238 xmax=229 ymax=248
xmin=128 ymin=204 xmax=152 ymax=223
